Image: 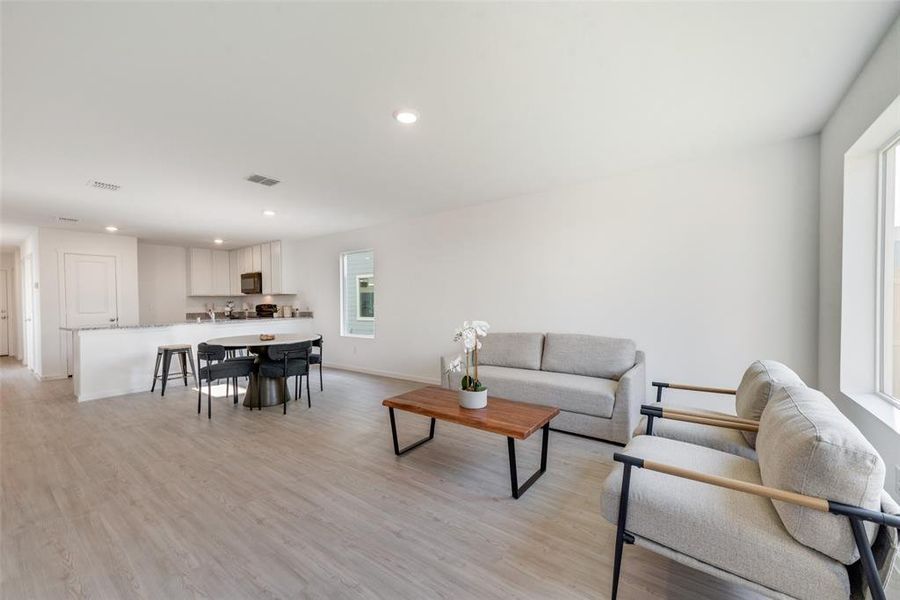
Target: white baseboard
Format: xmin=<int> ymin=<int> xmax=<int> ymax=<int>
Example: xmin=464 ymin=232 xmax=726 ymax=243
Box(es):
xmin=326 ymin=363 xmax=440 ymax=386
xmin=40 ymin=374 xmax=69 ymax=382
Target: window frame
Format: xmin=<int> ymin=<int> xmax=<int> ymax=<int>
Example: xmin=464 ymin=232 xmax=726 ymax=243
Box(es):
xmin=875 ymin=133 xmax=900 ymax=408
xmin=339 ymin=249 xmax=375 ymax=339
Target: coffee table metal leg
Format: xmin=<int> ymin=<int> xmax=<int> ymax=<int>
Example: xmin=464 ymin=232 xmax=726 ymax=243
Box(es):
xmin=507 ymin=423 xmax=550 ymax=499
xmin=389 ymin=408 xmax=436 ymax=455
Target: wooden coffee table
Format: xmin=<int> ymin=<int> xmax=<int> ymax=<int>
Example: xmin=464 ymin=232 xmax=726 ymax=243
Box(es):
xmin=382 ymin=386 xmax=560 ymax=499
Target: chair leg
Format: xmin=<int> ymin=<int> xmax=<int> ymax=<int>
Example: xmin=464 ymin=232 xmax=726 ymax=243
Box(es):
xmin=306 ymin=371 xmax=311 ymax=407
xmin=611 ymin=463 xmax=634 ymax=600
xmin=151 ymin=351 xmax=162 ymax=392
xmin=197 ymin=379 xmax=202 ymax=414
xmin=226 ymin=376 xmax=230 ymax=399
xmin=233 ymin=377 xmax=238 ymax=405
xmin=161 ymin=350 xmax=171 ymax=396
xmin=179 ymin=352 xmax=188 ymax=386
xmin=283 ymin=377 xmax=288 ymax=415
xmin=257 ymin=374 xmax=262 ymax=411
xmin=849 ymin=516 xmax=887 ymax=600
xmin=319 ymin=363 xmax=323 ymax=391
xmin=207 ymin=379 xmax=212 ymax=419
xmin=295 ymin=375 xmax=299 ymax=401
xmin=186 ymin=351 xmax=198 ymax=388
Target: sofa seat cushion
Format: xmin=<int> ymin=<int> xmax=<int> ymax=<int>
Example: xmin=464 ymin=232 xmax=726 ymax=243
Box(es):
xmin=540 ymin=333 xmax=636 ymax=380
xmin=735 ymin=360 xmax=805 ymax=447
xmin=633 ymin=409 xmax=757 ymax=460
xmin=476 ymin=365 xmax=616 ymax=418
xmin=600 ymin=436 xmax=850 ymax=600
xmin=757 ymin=385 xmax=885 ymax=565
xmin=477 ymin=332 xmax=544 ymax=370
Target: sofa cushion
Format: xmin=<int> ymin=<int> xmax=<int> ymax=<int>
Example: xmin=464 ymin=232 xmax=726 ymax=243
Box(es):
xmin=540 ymin=333 xmax=636 ymax=380
xmin=735 ymin=360 xmax=805 ymax=447
xmin=477 ymin=332 xmax=544 ymax=370
xmin=600 ymin=436 xmax=850 ymax=600
xmin=633 ymin=408 xmax=757 ymax=460
xmin=476 ymin=365 xmax=616 ymax=418
xmin=757 ymin=385 xmax=885 ymax=565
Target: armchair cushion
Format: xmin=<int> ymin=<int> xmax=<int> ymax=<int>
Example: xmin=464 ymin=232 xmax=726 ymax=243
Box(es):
xmin=600 ymin=436 xmax=849 ymax=600
xmin=477 ymin=332 xmax=544 ymax=370
xmin=757 ymin=385 xmax=885 ymax=565
xmin=540 ymin=333 xmax=636 ymax=380
xmin=735 ymin=360 xmax=805 ymax=447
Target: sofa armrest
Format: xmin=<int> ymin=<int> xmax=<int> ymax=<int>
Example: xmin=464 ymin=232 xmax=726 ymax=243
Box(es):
xmin=613 ymin=351 xmax=646 ymax=442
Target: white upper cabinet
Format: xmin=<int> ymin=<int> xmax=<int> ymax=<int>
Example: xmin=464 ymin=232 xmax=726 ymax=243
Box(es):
xmin=212 ymin=250 xmax=230 ymax=295
xmin=189 ymin=248 xmax=213 ymax=295
xmin=260 ymin=243 xmax=272 ymax=294
xmin=189 ymin=241 xmax=293 ymax=296
xmin=270 ymin=241 xmax=283 ymax=294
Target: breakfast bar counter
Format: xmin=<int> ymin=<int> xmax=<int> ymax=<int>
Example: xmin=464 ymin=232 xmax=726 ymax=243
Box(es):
xmin=68 ymin=317 xmax=315 ymax=401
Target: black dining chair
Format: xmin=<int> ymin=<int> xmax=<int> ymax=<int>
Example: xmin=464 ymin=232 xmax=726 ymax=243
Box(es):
xmin=258 ymin=341 xmax=312 ymax=414
xmin=196 ymin=343 xmax=255 ymax=419
xmin=308 ymin=334 xmax=324 ymax=391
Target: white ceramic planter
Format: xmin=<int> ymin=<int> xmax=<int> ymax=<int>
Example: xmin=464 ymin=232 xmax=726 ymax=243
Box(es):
xmin=458 ymin=389 xmax=488 ymax=409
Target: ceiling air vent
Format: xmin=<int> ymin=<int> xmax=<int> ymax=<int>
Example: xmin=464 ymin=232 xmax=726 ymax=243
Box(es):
xmin=246 ymin=174 xmax=280 ymax=187
xmin=56 ymin=216 xmax=79 ymax=224
xmin=86 ymin=179 xmax=120 ymax=191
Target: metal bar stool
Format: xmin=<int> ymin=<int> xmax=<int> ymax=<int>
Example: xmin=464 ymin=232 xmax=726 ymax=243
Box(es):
xmin=151 ymin=344 xmax=198 ymax=396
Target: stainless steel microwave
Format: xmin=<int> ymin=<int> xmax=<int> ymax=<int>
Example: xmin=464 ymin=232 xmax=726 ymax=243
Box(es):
xmin=241 ymin=272 xmax=262 ymax=294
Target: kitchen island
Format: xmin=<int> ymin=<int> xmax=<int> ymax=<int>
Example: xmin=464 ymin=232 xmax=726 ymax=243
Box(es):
xmin=65 ymin=317 xmax=315 ymax=401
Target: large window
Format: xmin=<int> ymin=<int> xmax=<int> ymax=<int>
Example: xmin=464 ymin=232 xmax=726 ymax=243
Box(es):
xmin=877 ymin=137 xmax=900 ymax=407
xmin=341 ymin=249 xmax=375 ymax=338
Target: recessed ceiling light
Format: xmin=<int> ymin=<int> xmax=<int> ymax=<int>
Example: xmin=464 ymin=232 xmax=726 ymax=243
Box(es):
xmin=262 ymin=210 xmax=276 ymax=217
xmin=393 ymin=109 xmax=419 ymax=125
xmin=214 ymin=239 xmax=224 ymax=245
xmin=105 ymin=226 xmax=118 ymax=232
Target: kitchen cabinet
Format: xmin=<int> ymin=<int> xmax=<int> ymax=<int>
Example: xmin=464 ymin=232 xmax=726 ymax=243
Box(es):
xmin=270 ymin=241 xmax=283 ymax=294
xmin=189 ymin=248 xmax=213 ymax=296
xmin=260 ymin=243 xmax=272 ymax=294
xmin=190 ymin=241 xmax=293 ymax=296
xmin=189 ymin=248 xmax=230 ymax=296
xmin=251 ymin=245 xmax=262 ymax=272
xmin=212 ymin=250 xmax=230 ymax=295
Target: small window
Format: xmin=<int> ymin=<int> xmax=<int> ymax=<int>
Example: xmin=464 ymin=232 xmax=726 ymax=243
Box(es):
xmin=341 ymin=250 xmax=374 ymax=338
xmin=877 ymin=136 xmax=900 ymax=407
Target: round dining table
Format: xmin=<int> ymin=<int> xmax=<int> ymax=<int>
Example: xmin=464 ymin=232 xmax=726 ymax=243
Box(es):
xmin=206 ymin=333 xmax=320 ymax=408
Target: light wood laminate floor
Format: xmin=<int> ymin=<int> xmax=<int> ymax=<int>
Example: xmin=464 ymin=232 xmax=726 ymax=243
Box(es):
xmin=2 ymin=358 xmax=892 ymax=599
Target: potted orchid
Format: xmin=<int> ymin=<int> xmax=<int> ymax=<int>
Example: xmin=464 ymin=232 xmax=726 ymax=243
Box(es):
xmin=445 ymin=320 xmax=490 ymax=409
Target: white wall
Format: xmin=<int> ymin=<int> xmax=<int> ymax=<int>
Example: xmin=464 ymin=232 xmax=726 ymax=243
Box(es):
xmin=19 ymin=233 xmax=39 ymax=372
xmin=293 ymin=136 xmax=820 ymax=399
xmin=36 ymin=228 xmax=140 ymax=379
xmin=138 ymin=242 xmax=188 ymax=324
xmin=819 ymin=16 xmax=900 ymax=500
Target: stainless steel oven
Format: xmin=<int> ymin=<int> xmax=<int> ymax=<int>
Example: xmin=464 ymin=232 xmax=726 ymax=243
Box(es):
xmin=241 ymin=272 xmax=262 ymax=294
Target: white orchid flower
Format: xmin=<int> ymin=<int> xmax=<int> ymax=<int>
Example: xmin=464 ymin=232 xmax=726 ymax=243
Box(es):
xmin=471 ymin=321 xmax=490 ymax=337
xmin=445 ymin=355 xmax=463 ymax=373
xmin=462 ymin=329 xmax=477 ymax=351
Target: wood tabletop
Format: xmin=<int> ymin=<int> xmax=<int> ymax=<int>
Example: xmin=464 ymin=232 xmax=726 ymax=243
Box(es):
xmin=206 ymin=333 xmax=320 ymax=347
xmin=383 ymin=386 xmax=559 ymax=440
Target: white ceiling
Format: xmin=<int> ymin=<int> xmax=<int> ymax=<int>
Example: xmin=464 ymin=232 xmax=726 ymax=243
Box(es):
xmin=2 ymin=1 xmax=899 ymax=248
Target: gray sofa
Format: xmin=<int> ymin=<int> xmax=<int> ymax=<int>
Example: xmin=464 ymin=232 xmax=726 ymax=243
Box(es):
xmin=441 ymin=332 xmax=645 ymax=445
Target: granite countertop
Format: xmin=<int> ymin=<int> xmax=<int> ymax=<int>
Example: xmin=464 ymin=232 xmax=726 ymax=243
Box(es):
xmin=60 ymin=313 xmax=313 ymax=332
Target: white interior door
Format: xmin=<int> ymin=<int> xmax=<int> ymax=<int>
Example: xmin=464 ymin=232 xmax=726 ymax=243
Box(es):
xmin=0 ymin=270 xmax=9 ymax=356
xmin=64 ymin=254 xmax=118 ymax=329
xmin=22 ymin=255 xmax=34 ymax=368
